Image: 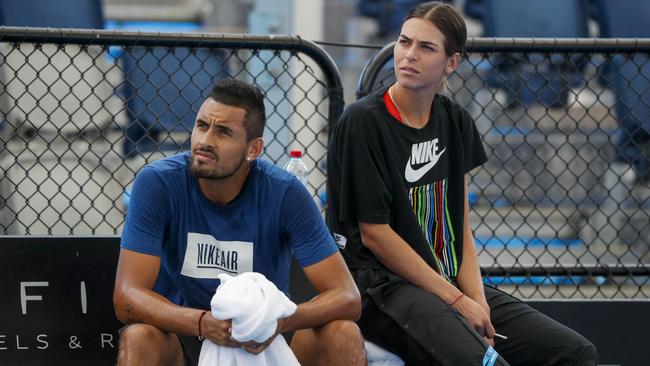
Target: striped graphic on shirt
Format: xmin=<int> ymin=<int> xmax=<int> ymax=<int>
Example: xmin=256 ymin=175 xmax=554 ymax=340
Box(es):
xmin=408 ymin=179 xmax=458 ymax=281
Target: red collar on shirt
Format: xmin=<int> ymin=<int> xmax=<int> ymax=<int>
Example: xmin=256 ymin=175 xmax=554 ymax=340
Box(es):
xmin=383 ymin=89 xmax=406 ymax=125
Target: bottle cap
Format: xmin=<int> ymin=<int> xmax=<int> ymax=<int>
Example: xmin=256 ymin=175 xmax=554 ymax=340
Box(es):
xmin=289 ymin=150 xmax=302 ymax=158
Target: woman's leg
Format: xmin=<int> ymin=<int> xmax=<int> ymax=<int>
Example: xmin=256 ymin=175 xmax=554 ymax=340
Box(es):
xmin=359 ymin=280 xmax=510 ymax=366
xmin=486 ymin=286 xmax=597 ymax=366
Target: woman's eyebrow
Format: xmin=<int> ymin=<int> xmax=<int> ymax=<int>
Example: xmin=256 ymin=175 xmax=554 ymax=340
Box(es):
xmin=399 ymin=34 xmax=439 ymax=47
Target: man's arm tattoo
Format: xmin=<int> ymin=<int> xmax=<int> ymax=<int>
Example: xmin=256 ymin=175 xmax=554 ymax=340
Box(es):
xmin=125 ymin=303 xmax=142 ymax=324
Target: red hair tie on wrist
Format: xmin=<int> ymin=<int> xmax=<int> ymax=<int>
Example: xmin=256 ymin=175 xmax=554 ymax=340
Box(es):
xmin=198 ymin=310 xmax=208 ymax=340
xmin=450 ymin=293 xmax=465 ymax=306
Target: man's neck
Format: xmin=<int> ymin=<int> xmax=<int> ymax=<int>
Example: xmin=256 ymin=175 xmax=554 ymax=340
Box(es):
xmin=198 ymin=164 xmax=251 ymax=205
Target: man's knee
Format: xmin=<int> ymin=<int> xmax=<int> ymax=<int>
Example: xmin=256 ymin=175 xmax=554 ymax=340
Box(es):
xmin=119 ymin=324 xmax=161 ymax=351
xmin=117 ymin=323 xmax=182 ymax=365
xmin=292 ymin=320 xmax=366 ymax=366
xmin=318 ymin=320 xmax=366 ymax=357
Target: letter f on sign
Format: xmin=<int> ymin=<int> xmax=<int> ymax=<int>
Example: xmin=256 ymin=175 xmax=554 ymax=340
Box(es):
xmin=20 ymin=282 xmax=49 ymax=315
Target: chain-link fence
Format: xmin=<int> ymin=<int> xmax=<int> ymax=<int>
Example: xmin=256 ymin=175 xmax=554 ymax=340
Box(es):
xmin=0 ymin=26 xmax=343 ymax=235
xmin=2 ymin=28 xmax=649 ymax=299
xmin=358 ymin=38 xmax=650 ymax=299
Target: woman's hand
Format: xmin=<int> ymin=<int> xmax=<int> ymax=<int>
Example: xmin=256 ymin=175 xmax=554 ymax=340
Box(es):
xmin=478 ymin=300 xmax=494 ymax=346
xmin=451 ymin=295 xmax=495 ymax=342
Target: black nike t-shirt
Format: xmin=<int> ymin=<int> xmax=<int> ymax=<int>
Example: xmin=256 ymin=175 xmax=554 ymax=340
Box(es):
xmin=327 ymin=87 xmax=487 ymax=280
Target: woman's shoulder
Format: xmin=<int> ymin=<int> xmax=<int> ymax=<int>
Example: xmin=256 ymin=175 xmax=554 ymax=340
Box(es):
xmin=346 ymin=92 xmax=385 ymax=115
xmin=338 ymin=91 xmax=387 ymax=129
xmin=435 ymin=94 xmax=473 ymax=126
xmin=436 ymin=94 xmax=467 ymax=115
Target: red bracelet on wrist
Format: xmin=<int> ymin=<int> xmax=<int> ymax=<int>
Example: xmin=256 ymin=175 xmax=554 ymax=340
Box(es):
xmin=450 ymin=293 xmax=465 ymax=306
xmin=198 ymin=310 xmax=208 ymax=339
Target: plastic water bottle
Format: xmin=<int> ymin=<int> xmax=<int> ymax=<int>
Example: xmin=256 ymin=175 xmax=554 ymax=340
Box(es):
xmin=283 ymin=150 xmax=309 ymax=187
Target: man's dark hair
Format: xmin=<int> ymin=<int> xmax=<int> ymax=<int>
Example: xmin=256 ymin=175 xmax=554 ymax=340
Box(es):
xmin=208 ymin=79 xmax=266 ymax=140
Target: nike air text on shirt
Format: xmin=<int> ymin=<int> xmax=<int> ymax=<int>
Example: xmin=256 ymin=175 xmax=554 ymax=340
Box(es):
xmin=181 ymin=232 xmax=253 ymax=278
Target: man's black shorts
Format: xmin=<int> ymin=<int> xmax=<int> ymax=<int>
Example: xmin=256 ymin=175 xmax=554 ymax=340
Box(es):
xmin=177 ymin=334 xmax=203 ymax=366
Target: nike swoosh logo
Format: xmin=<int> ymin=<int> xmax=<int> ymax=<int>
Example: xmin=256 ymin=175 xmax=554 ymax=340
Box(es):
xmin=404 ymin=147 xmax=446 ymax=183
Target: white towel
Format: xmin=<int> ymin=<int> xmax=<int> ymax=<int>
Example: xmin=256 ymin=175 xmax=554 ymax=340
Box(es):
xmin=198 ymin=272 xmax=300 ymax=366
xmin=365 ymin=340 xmax=405 ymax=366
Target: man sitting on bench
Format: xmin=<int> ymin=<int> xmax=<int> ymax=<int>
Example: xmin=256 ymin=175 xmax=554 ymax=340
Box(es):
xmin=113 ymin=79 xmax=366 ymax=366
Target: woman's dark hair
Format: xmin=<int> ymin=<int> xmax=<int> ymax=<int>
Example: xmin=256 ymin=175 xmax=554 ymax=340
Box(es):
xmin=208 ymin=79 xmax=266 ymax=141
xmin=404 ymin=1 xmax=467 ymax=56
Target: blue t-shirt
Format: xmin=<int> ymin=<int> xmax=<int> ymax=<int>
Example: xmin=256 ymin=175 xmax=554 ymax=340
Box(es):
xmin=121 ymin=152 xmax=337 ymax=308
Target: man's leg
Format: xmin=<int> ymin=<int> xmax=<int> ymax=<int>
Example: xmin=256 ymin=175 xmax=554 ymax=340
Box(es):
xmin=290 ymin=319 xmax=367 ymax=366
xmin=117 ymin=323 xmax=185 ymax=366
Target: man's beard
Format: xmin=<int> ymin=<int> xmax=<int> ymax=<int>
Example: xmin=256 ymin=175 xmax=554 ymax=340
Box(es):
xmin=188 ymin=150 xmax=246 ymax=180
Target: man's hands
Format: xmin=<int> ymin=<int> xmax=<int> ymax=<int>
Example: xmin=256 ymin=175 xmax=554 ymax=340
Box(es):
xmin=238 ymin=317 xmax=288 ymax=355
xmin=451 ymin=295 xmax=495 ymax=346
xmin=202 ymin=313 xmax=288 ymax=354
xmin=239 ymin=336 xmax=275 ymax=355
xmin=201 ymin=315 xmax=238 ymax=347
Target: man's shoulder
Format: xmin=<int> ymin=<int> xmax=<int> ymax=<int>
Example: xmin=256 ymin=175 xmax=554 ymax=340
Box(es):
xmin=253 ymin=158 xmax=294 ymax=186
xmin=143 ymin=153 xmax=190 ymax=176
xmin=251 ymin=159 xmax=309 ymax=210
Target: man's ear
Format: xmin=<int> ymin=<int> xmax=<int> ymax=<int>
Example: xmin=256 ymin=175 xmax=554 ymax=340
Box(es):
xmin=247 ymin=137 xmax=264 ymax=160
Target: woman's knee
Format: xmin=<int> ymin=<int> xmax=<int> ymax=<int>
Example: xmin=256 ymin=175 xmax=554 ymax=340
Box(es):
xmin=574 ymin=339 xmax=598 ymax=365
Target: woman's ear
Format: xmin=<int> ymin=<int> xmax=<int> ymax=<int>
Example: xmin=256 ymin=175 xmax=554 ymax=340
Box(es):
xmin=446 ymin=52 xmax=462 ymax=74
